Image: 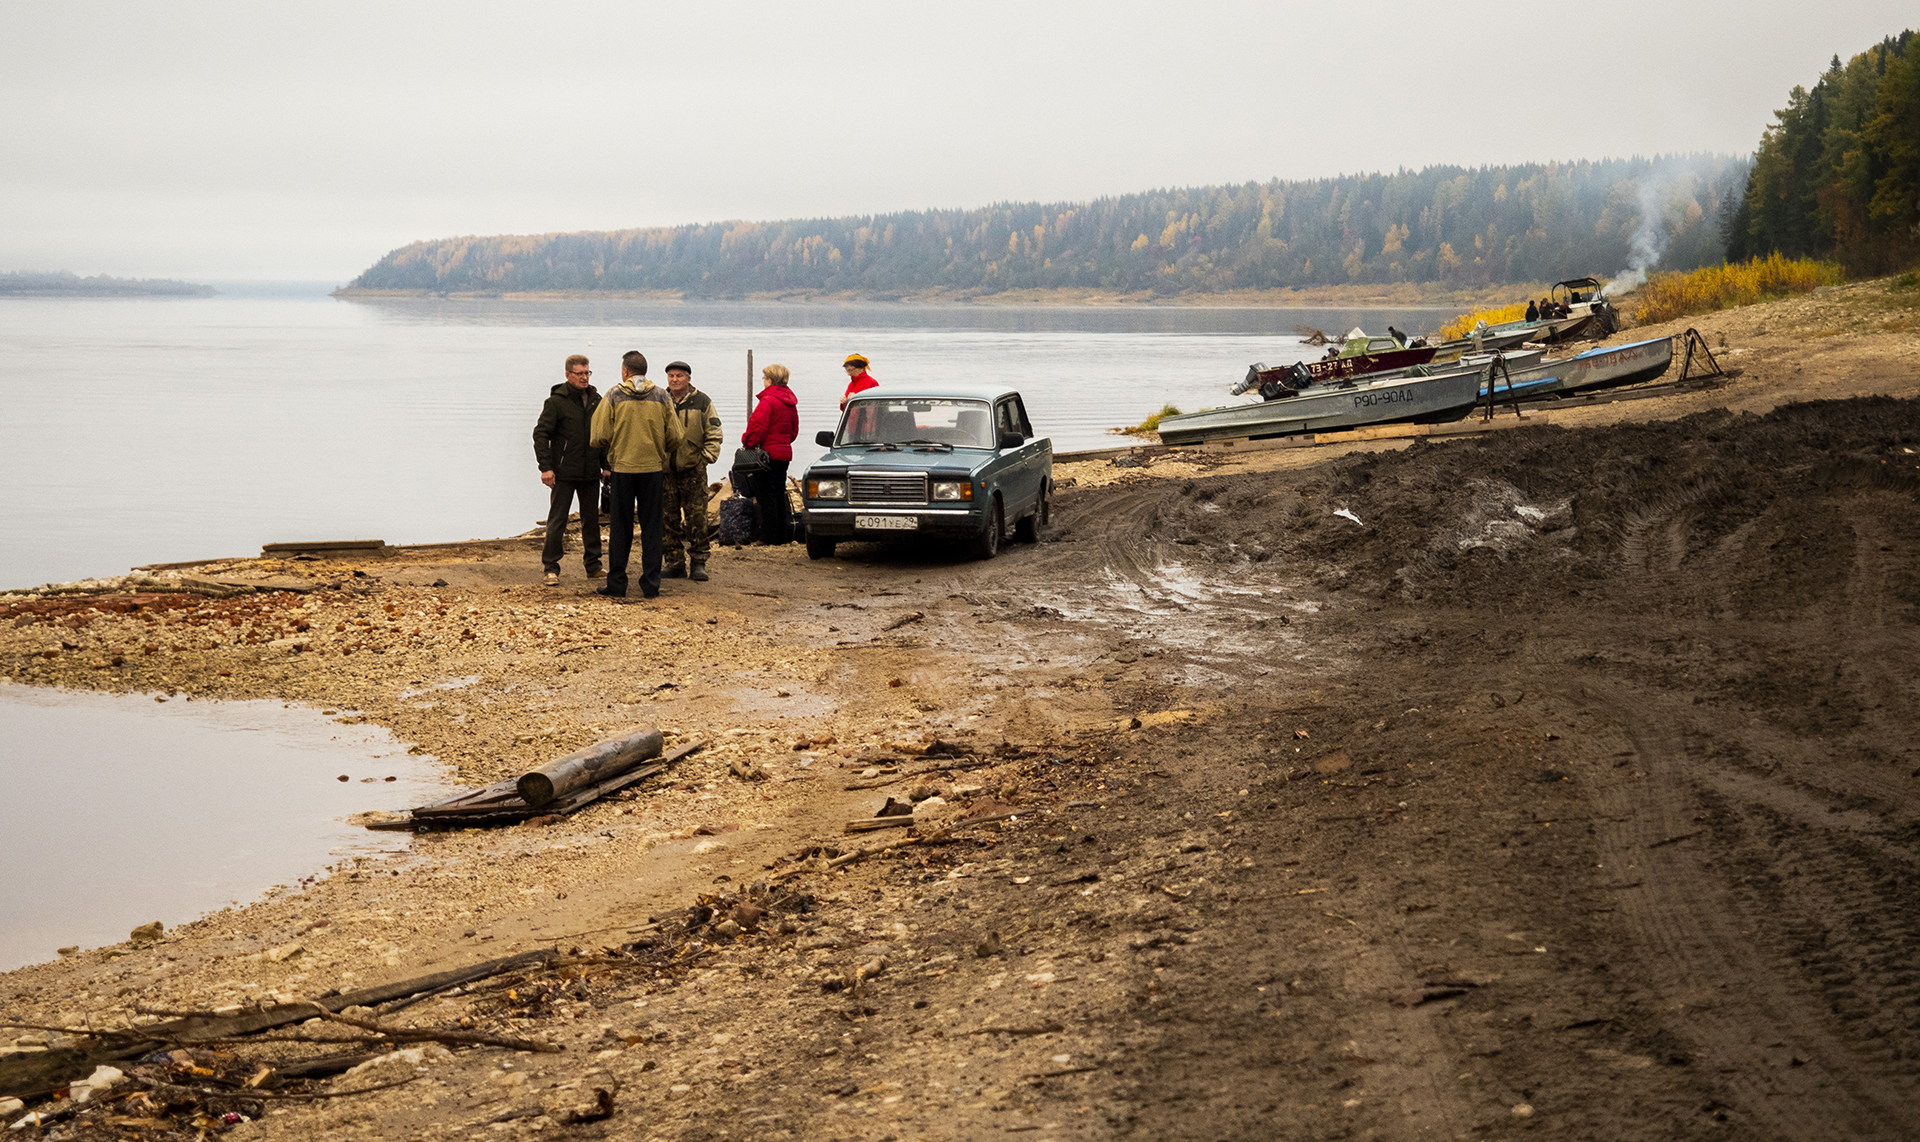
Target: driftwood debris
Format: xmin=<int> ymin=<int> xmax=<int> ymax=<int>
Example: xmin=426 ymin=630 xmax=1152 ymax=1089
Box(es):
xmin=845 ymin=815 xmax=918 ymax=834
xmin=374 ymin=739 xmax=704 ymax=830
xmin=0 ymin=950 xmax=557 ymax=1100
xmin=517 ymin=726 xmax=664 ymax=806
xmin=260 ymin=539 xmax=387 ymax=557
xmin=841 ymin=755 xmax=996 ymax=790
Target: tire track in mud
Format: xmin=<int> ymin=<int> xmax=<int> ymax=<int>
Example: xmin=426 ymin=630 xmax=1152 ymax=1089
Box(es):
xmin=1567 ymin=682 xmax=1912 ymax=1139
xmin=1557 ymin=470 xmax=1920 ymax=1138
xmin=954 ymin=484 xmax=1341 ymax=685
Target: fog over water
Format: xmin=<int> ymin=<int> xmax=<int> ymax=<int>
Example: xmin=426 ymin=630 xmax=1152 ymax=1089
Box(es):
xmin=0 ymin=293 xmax=1450 ymax=587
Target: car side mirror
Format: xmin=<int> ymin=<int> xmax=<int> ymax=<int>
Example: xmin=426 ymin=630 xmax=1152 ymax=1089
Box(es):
xmin=815 ymin=430 xmax=835 ymax=447
xmin=1000 ymin=431 xmax=1026 ymax=449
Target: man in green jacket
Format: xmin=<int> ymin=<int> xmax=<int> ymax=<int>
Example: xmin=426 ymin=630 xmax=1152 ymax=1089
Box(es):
xmin=589 ymin=351 xmax=685 ymax=599
xmin=661 ymin=360 xmax=724 ymax=582
xmin=532 ymin=354 xmax=604 ymax=586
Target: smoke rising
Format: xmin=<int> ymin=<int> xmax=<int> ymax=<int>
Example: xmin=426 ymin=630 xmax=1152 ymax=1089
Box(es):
xmin=1604 ymin=177 xmax=1674 ymax=296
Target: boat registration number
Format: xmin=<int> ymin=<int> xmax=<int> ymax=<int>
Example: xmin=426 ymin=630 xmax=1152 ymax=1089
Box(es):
xmin=855 ymin=515 xmax=918 ymax=531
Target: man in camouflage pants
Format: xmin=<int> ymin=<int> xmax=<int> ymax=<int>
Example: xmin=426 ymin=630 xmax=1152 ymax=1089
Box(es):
xmin=661 ymin=361 xmax=724 ymax=581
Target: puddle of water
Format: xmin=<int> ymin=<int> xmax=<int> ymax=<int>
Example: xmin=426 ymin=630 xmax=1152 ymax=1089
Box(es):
xmin=0 ymin=682 xmax=450 ymax=971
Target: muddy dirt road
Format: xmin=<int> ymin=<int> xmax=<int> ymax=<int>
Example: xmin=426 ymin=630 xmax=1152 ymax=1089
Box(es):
xmin=3 ymin=283 xmax=1919 ymax=1141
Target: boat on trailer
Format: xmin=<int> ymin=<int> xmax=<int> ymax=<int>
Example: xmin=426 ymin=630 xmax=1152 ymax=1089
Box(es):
xmin=1243 ymin=329 xmax=1437 ymax=392
xmin=1156 ymin=360 xmax=1492 ymax=446
xmin=1484 ymin=335 xmax=1675 ymax=402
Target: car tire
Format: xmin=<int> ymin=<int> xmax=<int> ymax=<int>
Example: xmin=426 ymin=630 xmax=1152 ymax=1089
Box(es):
xmin=806 ymin=535 xmax=837 ymax=560
xmin=970 ymin=499 xmax=1003 ymax=560
xmin=1014 ymin=483 xmax=1048 ymax=543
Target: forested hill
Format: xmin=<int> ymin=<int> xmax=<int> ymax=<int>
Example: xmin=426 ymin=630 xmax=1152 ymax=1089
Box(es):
xmin=349 ymin=154 xmax=1745 ymax=298
xmin=0 ymin=271 xmax=214 ymax=297
xmin=1726 ymin=29 xmax=1918 ymax=273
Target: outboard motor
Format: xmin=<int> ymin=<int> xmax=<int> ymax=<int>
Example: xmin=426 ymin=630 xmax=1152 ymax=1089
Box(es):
xmin=1233 ymin=362 xmax=1268 ymax=396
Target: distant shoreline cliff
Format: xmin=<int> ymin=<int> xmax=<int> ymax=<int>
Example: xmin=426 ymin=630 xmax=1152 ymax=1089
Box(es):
xmin=0 ymin=271 xmax=215 ymax=298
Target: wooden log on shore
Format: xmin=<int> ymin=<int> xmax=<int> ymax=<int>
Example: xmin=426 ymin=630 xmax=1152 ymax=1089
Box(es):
xmin=260 ymin=540 xmax=387 ymax=557
xmin=516 ymin=726 xmax=664 ymax=807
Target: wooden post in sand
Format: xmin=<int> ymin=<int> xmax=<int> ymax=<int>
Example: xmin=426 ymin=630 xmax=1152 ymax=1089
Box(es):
xmin=516 ymin=726 xmax=664 ymax=807
xmin=746 ymin=348 xmax=754 ymax=422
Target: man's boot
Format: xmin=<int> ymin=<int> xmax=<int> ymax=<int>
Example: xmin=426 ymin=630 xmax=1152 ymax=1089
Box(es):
xmin=689 ymin=561 xmax=709 ymax=582
xmin=663 ymin=561 xmax=687 ymax=579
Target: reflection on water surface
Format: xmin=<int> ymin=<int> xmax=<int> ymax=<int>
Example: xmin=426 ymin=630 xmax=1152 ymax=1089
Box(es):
xmin=0 ymin=681 xmax=448 ymax=971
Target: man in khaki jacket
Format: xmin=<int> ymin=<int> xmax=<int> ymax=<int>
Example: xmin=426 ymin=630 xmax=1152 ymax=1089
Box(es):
xmin=589 ymin=350 xmax=685 ymax=599
xmin=661 ymin=361 xmax=724 ymax=581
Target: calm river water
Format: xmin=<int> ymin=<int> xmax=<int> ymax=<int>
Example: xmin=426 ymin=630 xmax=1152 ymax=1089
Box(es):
xmin=0 ymin=291 xmax=1450 ymax=587
xmin=0 ymin=682 xmax=448 ymax=971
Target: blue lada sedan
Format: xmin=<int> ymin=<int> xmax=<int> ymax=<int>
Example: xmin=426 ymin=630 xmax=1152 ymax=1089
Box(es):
xmin=801 ymin=384 xmax=1053 ymax=560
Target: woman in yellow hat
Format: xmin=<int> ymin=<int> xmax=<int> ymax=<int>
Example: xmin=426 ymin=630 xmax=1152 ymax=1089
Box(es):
xmin=839 ymin=353 xmax=877 ymax=410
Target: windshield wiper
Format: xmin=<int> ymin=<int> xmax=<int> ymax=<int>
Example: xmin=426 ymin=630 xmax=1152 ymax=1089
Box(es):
xmin=862 ymin=442 xmax=899 ymax=451
xmin=899 ymin=438 xmax=954 ymax=452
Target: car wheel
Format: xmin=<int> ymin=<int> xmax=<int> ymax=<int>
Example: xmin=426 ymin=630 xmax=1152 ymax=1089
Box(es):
xmin=806 ymin=535 xmax=837 ymax=560
xmin=970 ymin=499 xmax=1003 ymax=560
xmin=1014 ymin=483 xmax=1048 ymax=543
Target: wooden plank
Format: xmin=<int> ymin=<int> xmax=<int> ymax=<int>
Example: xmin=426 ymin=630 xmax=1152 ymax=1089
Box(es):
xmin=203 ymin=576 xmax=322 ymax=594
xmin=261 ymin=540 xmax=387 ymax=555
xmin=1426 ymin=414 xmax=1545 ymax=436
xmin=1312 ymin=423 xmax=1434 ymax=444
xmin=845 ymin=815 xmax=917 ymax=833
xmin=129 ymin=557 xmax=251 ymax=572
xmin=1053 ymin=443 xmax=1156 ymax=463
xmin=1197 ymin=434 xmax=1321 ymax=454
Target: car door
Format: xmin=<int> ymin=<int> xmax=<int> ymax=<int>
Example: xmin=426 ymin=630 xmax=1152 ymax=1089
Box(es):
xmin=1010 ymin=395 xmax=1048 ymax=510
xmin=994 ymin=398 xmax=1039 ymax=519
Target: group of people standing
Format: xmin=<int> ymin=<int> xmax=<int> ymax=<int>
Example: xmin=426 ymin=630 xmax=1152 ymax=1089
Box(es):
xmin=530 ymin=350 xmax=879 ymax=600
xmin=1524 ymin=297 xmax=1573 ymax=322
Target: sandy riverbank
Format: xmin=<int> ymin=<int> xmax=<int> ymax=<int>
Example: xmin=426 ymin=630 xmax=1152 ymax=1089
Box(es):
xmin=3 ymin=277 xmax=1918 ymax=1140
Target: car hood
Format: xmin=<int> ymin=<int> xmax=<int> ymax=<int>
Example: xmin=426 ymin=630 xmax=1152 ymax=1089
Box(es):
xmin=811 ymin=447 xmax=993 ymax=474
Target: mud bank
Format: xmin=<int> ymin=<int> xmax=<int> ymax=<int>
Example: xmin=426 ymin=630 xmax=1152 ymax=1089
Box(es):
xmin=3 ymin=282 xmax=1918 ymax=1140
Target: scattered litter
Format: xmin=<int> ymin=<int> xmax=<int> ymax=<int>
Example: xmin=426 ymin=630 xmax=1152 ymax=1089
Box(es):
xmin=1333 ymin=508 xmax=1363 ymax=525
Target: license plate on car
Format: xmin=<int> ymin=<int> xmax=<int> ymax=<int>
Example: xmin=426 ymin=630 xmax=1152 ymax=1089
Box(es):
xmin=855 ymin=515 xmax=919 ymax=530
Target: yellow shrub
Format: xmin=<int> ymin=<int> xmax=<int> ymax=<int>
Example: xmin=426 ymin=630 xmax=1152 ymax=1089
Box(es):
xmin=1631 ymin=254 xmax=1843 ymax=325
xmin=1438 ymin=301 xmax=1529 ymax=341
xmin=1113 ymin=402 xmax=1182 ymax=437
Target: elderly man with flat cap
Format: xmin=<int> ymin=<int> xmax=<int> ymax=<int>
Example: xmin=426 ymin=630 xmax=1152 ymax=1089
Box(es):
xmin=660 ymin=360 xmax=723 ymax=581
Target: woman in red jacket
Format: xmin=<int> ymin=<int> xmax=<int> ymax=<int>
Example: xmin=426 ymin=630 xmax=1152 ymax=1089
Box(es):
xmin=742 ymin=363 xmax=800 ymax=544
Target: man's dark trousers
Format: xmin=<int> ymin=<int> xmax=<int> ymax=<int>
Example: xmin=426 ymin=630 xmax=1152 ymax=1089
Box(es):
xmin=607 ymin=471 xmax=666 ymax=598
xmin=542 ymin=479 xmax=602 ymax=575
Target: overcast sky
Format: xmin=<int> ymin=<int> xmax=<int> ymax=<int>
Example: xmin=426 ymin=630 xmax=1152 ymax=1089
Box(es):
xmin=2 ymin=0 xmax=1912 ymax=281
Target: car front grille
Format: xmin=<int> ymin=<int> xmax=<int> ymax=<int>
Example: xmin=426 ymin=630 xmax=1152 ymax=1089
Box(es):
xmin=850 ymin=473 xmax=928 ymax=505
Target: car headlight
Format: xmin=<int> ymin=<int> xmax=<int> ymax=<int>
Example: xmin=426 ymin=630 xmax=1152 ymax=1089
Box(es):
xmin=931 ymin=481 xmax=973 ymax=501
xmin=808 ymin=478 xmax=847 ymax=500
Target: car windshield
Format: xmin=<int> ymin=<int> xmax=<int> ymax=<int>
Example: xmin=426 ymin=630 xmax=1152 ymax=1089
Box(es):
xmin=838 ymin=398 xmax=994 ymax=449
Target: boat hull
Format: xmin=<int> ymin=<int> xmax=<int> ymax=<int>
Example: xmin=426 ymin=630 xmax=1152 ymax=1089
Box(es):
xmin=1486 ymin=336 xmax=1675 ymax=401
xmin=1157 ymin=367 xmax=1488 ymax=446
xmin=1251 ymin=344 xmax=1438 ymax=389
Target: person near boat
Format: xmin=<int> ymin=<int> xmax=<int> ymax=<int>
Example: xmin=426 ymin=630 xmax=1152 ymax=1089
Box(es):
xmin=661 ymin=360 xmax=723 ymax=582
xmin=1525 ymin=299 xmax=1540 ymax=322
xmin=532 ymin=354 xmax=604 ymax=587
xmin=589 ymin=350 xmax=685 ymax=599
xmin=743 ymin=364 xmax=800 ymax=545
